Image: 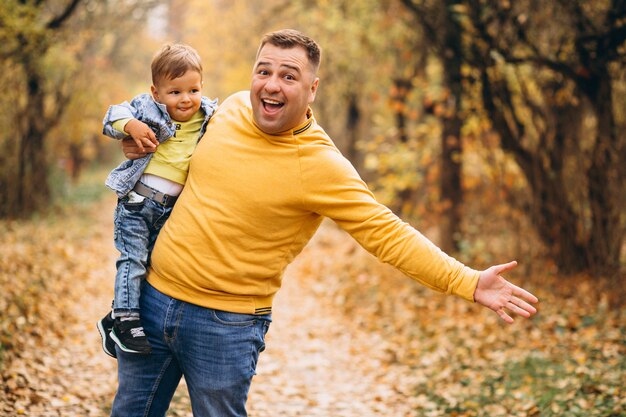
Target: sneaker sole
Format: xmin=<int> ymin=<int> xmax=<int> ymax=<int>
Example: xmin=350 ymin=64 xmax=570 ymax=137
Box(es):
xmin=96 ymin=320 xmax=117 ymax=358
xmin=109 ymin=329 xmax=152 ymax=355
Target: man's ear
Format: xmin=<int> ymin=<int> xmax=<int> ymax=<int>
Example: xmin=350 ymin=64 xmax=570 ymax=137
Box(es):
xmin=309 ymin=77 xmax=319 ymax=104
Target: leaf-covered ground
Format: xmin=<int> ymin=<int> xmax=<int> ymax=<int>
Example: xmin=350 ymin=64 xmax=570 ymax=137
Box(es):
xmin=0 ymin=191 xmax=624 ymax=416
xmin=292 ymin=225 xmax=625 ymax=417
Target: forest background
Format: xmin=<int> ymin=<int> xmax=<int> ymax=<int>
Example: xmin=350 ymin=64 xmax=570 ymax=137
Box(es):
xmin=0 ymin=0 xmax=624 ymax=416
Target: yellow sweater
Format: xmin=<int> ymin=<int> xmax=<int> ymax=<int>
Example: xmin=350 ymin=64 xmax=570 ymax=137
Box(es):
xmin=148 ymin=91 xmax=479 ymax=314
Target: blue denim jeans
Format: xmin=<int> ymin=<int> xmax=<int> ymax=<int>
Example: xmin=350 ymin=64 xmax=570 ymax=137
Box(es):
xmin=111 ymin=282 xmax=272 ymax=417
xmin=113 ymin=194 xmax=172 ymax=314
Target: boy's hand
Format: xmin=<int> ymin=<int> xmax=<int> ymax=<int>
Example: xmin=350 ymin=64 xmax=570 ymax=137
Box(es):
xmin=124 ymin=119 xmax=158 ymax=153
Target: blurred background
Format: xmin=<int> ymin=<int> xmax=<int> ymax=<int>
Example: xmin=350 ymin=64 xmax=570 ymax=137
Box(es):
xmin=1 ymin=0 xmax=624 ymax=278
xmin=0 ymin=1 xmax=624 ymax=416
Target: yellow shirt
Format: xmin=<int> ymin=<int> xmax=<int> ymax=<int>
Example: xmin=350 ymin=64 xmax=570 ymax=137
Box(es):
xmin=148 ymin=92 xmax=479 ymax=314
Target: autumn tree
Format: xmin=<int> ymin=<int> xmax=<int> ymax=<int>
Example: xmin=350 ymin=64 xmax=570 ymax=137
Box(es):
xmin=0 ymin=0 xmax=81 ymax=217
xmin=465 ymin=0 xmax=625 ymax=277
xmin=0 ymin=0 xmax=160 ymax=218
xmin=399 ymin=0 xmax=468 ymax=253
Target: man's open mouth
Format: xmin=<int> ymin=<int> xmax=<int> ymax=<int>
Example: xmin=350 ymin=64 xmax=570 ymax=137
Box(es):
xmin=262 ymin=98 xmax=284 ymax=112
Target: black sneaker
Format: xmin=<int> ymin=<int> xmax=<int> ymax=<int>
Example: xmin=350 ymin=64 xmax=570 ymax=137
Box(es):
xmin=96 ymin=311 xmax=117 ymax=359
xmin=110 ymin=317 xmax=152 ymax=354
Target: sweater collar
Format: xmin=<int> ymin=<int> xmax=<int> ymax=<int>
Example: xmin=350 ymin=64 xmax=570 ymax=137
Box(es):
xmin=251 ymin=107 xmax=315 ymax=138
xmin=293 ymin=108 xmax=314 ymax=135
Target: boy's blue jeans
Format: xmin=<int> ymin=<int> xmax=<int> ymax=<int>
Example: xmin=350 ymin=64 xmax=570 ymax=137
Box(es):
xmin=111 ymin=282 xmax=272 ymax=417
xmin=113 ymin=194 xmax=172 ymax=315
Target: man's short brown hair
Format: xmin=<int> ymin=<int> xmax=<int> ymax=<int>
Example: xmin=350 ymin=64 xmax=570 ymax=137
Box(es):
xmin=257 ymin=29 xmax=321 ymax=73
xmin=151 ymin=43 xmax=203 ymax=86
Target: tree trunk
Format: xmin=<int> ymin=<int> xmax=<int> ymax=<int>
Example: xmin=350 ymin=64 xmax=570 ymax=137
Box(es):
xmin=344 ymin=92 xmax=362 ymax=169
xmin=583 ymin=72 xmax=624 ymax=277
xmin=525 ymin=154 xmax=589 ymax=274
xmin=462 ymin=0 xmax=624 ymax=276
xmin=438 ymin=0 xmax=464 ymax=253
xmin=478 ymin=62 xmax=623 ymax=277
xmin=440 ymin=113 xmax=463 ymax=253
xmin=15 ymin=60 xmax=50 ymax=216
xmin=399 ymin=0 xmax=465 ymax=251
xmin=0 ymin=0 xmax=83 ymax=218
xmin=390 ymin=78 xmax=415 ymax=216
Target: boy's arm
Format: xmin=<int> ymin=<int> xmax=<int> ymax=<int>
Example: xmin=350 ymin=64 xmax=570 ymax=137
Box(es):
xmin=103 ymin=100 xmax=158 ymax=152
xmin=102 ymin=101 xmax=138 ymax=140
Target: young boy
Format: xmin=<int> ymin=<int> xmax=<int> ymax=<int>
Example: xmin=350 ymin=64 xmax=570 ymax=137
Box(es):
xmin=97 ymin=44 xmax=218 ymax=357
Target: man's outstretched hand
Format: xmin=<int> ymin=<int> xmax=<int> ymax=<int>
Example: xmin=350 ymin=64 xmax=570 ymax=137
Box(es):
xmin=474 ymin=261 xmax=539 ymax=324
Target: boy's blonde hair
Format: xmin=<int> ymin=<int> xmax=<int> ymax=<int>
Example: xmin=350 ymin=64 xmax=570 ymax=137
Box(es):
xmin=151 ymin=43 xmax=203 ymax=86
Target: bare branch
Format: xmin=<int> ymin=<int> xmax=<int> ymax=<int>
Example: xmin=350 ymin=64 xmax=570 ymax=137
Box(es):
xmin=501 ymin=55 xmax=579 ymax=80
xmin=47 ymin=0 xmax=82 ymax=30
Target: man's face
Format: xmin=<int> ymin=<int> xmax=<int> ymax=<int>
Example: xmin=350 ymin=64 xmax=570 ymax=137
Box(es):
xmin=250 ymin=44 xmax=319 ymax=134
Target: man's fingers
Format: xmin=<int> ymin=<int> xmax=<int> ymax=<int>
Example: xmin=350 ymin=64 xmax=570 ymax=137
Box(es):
xmin=131 ymin=137 xmax=146 ymax=153
xmin=513 ymin=298 xmax=537 ymax=315
xmin=497 ymin=308 xmax=514 ymax=324
xmin=147 ymin=131 xmax=158 ymax=145
xmin=506 ymin=300 xmax=531 ymax=317
xmin=513 ymin=285 xmax=539 ymax=304
xmin=499 ymin=294 xmax=538 ymax=322
xmin=140 ymin=132 xmax=157 ymax=149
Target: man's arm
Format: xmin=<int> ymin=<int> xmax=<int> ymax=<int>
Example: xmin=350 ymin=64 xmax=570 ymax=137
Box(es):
xmin=474 ymin=261 xmax=538 ymax=323
xmin=301 ymin=148 xmax=538 ymax=323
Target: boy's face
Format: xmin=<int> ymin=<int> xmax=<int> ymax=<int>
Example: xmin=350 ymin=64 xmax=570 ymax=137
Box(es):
xmin=151 ymin=70 xmax=203 ymax=122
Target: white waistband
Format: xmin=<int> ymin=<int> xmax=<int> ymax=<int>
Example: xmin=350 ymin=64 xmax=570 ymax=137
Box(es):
xmin=139 ymin=174 xmax=183 ymax=196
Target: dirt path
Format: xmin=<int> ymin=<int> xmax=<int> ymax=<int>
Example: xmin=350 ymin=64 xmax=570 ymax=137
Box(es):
xmin=3 ymin=204 xmax=417 ymax=416
xmin=246 ymin=224 xmax=418 ymax=416
xmin=1 ymin=199 xmax=119 ymax=416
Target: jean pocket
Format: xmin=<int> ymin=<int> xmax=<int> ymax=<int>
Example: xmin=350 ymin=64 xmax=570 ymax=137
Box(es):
xmin=211 ymin=310 xmax=257 ymax=327
xmin=121 ymin=191 xmax=146 ymax=211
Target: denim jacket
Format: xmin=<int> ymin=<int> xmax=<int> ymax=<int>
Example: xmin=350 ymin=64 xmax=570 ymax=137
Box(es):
xmin=103 ymin=93 xmax=218 ymax=197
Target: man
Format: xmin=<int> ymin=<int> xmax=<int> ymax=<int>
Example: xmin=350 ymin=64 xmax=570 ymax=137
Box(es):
xmin=111 ymin=29 xmax=538 ymax=417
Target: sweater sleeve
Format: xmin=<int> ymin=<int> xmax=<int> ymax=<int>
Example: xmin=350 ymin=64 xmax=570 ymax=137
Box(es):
xmin=301 ymin=147 xmax=479 ymax=302
xmin=102 ymin=94 xmax=150 ymax=140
